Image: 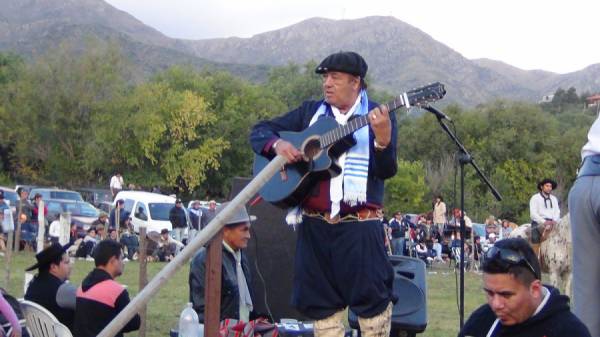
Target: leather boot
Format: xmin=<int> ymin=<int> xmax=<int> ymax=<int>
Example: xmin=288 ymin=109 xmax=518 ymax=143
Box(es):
xmin=358 ymin=302 xmax=393 ymax=337
xmin=313 ymin=309 xmax=345 ymax=337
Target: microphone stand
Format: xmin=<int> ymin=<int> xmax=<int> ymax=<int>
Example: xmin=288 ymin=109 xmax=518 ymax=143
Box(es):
xmin=423 ymin=105 xmax=502 ymax=329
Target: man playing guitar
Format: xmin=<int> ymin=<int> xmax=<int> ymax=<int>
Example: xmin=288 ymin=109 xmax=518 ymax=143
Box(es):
xmin=250 ymin=51 xmax=397 ymax=337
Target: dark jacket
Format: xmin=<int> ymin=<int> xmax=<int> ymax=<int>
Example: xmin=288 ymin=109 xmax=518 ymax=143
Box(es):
xmin=189 ymin=245 xmax=254 ymax=322
xmin=249 ymin=99 xmax=398 ymax=207
xmin=109 ymin=207 xmax=129 ymax=228
xmin=73 ymin=269 xmax=140 ymax=337
xmin=169 ymin=206 xmax=187 ymax=228
xmin=24 ymin=273 xmax=75 ymax=330
xmin=201 ymin=208 xmax=217 ymax=229
xmin=458 ymin=286 xmax=591 ymax=337
xmin=189 ymin=208 xmax=202 ymax=230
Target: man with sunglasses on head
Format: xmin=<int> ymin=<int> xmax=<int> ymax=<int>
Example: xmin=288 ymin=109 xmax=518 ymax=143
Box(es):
xmin=458 ymin=238 xmax=590 ymax=337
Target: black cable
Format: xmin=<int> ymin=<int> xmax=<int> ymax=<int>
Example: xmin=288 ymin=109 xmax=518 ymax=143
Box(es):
xmin=449 ymin=119 xmax=461 ymax=315
xmin=249 ymin=225 xmax=275 ymax=323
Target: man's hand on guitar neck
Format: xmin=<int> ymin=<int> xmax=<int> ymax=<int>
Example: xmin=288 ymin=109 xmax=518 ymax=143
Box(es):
xmin=369 ymin=104 xmax=391 ymax=149
xmin=274 ymin=139 xmax=303 ymax=164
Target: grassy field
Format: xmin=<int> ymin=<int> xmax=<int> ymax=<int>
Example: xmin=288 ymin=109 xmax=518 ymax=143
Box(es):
xmin=2 ymin=252 xmax=486 ymax=337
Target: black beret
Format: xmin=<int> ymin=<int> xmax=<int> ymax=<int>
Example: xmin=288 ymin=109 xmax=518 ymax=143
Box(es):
xmin=315 ymin=51 xmax=368 ymax=78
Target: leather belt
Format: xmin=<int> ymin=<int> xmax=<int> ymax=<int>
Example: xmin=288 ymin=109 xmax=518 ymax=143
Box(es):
xmin=303 ymin=208 xmax=383 ymax=224
xmin=578 ymin=154 xmax=600 ymax=178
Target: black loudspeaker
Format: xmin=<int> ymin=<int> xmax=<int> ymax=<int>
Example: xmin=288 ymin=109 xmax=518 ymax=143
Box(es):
xmin=349 ymin=255 xmax=428 ymax=336
xmin=229 ymin=177 xmax=307 ymax=322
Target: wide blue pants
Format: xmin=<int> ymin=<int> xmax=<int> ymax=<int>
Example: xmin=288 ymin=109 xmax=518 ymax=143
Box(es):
xmin=291 ymin=216 xmax=394 ymax=320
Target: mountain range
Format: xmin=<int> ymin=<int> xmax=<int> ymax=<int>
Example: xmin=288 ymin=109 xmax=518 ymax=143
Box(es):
xmin=1 ymin=0 xmax=599 ymax=106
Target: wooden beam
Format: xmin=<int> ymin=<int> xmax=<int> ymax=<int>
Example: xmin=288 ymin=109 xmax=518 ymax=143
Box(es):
xmin=204 ymin=229 xmax=223 ymax=337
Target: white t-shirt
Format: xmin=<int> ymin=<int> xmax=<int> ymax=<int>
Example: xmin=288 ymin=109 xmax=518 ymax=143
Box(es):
xmin=49 ymin=219 xmax=62 ymax=238
xmin=581 ymin=114 xmax=600 ymax=159
xmin=529 ymin=192 xmax=560 ymax=223
xmin=110 ymin=175 xmax=124 ymax=189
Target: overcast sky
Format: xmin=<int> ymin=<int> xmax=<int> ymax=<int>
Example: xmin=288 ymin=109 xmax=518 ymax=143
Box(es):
xmin=104 ymin=0 xmax=599 ymax=74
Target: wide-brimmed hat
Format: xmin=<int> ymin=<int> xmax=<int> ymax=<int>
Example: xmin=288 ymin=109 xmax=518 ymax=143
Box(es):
xmin=216 ymin=202 xmax=256 ymax=226
xmin=25 ymin=243 xmax=67 ymax=271
xmin=315 ymin=51 xmax=368 ymax=78
xmin=537 ymin=178 xmax=557 ymax=191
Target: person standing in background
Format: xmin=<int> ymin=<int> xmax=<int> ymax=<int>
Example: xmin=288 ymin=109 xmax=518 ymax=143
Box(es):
xmin=110 ymin=172 xmax=124 ymax=199
xmin=432 ymin=195 xmax=447 ymax=238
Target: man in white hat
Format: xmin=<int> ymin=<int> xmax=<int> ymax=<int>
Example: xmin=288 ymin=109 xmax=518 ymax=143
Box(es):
xmin=188 ymin=202 xmax=256 ymax=322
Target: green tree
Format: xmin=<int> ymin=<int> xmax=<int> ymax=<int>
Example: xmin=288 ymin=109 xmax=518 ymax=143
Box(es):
xmin=385 ymin=160 xmax=428 ymax=213
xmin=5 ymin=40 xmax=129 ymax=185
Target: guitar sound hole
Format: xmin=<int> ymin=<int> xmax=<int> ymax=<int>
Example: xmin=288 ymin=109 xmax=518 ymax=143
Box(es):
xmin=303 ymin=138 xmax=322 ymax=160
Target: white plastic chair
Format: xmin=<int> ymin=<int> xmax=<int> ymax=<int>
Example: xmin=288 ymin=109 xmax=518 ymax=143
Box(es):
xmin=451 ymin=246 xmax=469 ymax=271
xmin=18 ymin=299 xmax=73 ymax=337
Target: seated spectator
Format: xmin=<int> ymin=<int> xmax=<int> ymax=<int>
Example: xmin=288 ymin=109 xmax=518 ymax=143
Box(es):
xmin=75 ymin=228 xmax=98 ymax=259
xmin=91 ymin=213 xmax=109 ymax=229
xmin=108 ymin=228 xmax=118 ymax=241
xmin=472 ymin=235 xmax=484 ymax=270
xmin=432 ymin=237 xmax=445 ymax=263
xmin=119 ymin=224 xmax=139 ymax=261
xmin=499 ymin=219 xmax=513 ymax=240
xmin=24 ymin=243 xmax=76 ymax=330
xmin=481 ymin=233 xmax=497 ymax=254
xmin=458 ymin=238 xmax=590 ymax=337
xmin=415 ymin=241 xmax=430 ymax=265
xmin=73 ymin=240 xmax=140 ymax=337
xmin=447 ymin=208 xmax=473 ymax=238
xmin=95 ymin=225 xmax=106 ymax=240
xmin=189 ymin=203 xmax=256 ymax=322
xmin=157 ymin=229 xmax=183 ymax=262
xmin=485 ymin=215 xmax=499 ymax=237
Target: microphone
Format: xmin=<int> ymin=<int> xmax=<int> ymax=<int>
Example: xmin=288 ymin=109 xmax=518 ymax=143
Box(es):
xmin=423 ymin=105 xmax=452 ymax=122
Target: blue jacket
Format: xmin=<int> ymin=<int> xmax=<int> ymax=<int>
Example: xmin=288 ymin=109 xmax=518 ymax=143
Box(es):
xmin=250 ymin=99 xmax=397 ymax=206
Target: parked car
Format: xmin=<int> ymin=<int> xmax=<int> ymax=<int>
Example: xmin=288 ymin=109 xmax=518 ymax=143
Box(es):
xmin=29 ymin=188 xmax=84 ymax=202
xmin=114 ymin=191 xmax=188 ymax=234
xmin=0 ymin=186 xmax=18 ymax=212
xmin=75 ymin=188 xmax=113 ymax=208
xmin=45 ymin=199 xmax=100 ymax=232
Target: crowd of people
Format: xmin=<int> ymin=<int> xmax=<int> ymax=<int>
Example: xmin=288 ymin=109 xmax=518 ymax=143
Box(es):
xmin=383 ymin=202 xmax=508 ymax=271
xmin=2 ymin=50 xmax=597 ymax=337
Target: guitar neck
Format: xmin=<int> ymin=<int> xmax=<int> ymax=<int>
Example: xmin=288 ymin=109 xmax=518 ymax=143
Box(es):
xmin=320 ymin=94 xmax=408 ymax=148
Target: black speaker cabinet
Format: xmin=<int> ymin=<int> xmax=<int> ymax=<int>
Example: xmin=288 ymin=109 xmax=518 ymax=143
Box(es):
xmin=348 ymin=255 xmax=428 ymax=336
xmin=229 ymin=177 xmax=308 ymax=321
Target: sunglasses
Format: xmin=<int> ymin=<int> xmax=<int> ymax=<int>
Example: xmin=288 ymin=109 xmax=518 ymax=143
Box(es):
xmin=485 ymin=246 xmax=539 ymax=279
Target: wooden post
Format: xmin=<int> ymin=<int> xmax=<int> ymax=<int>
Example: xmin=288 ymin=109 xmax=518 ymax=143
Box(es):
xmin=4 ymin=231 xmax=12 ymax=288
xmin=115 ymin=207 xmax=121 ymax=240
xmin=14 ymin=200 xmax=23 ymax=252
xmin=204 ymin=229 xmax=224 ymax=337
xmin=59 ymin=213 xmax=71 ymax=246
xmin=97 ymin=155 xmax=287 ymax=337
xmin=138 ymin=226 xmax=148 ymax=337
xmin=4 ymin=208 xmax=14 ymax=288
xmin=36 ymin=200 xmax=45 ymax=252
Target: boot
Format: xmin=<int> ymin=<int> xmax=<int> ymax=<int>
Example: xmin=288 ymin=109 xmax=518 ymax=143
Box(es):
xmin=358 ymin=302 xmax=393 ymax=337
xmin=314 ymin=309 xmax=345 ymax=337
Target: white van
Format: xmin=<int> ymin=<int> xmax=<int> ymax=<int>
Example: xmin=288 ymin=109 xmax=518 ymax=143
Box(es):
xmin=113 ymin=191 xmax=181 ymax=234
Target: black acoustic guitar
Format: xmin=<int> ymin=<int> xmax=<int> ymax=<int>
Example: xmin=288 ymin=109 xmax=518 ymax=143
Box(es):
xmin=253 ymin=82 xmax=446 ymax=208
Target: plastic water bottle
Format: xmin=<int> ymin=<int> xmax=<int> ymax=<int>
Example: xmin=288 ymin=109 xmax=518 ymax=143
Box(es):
xmin=178 ymin=303 xmax=200 ymax=337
